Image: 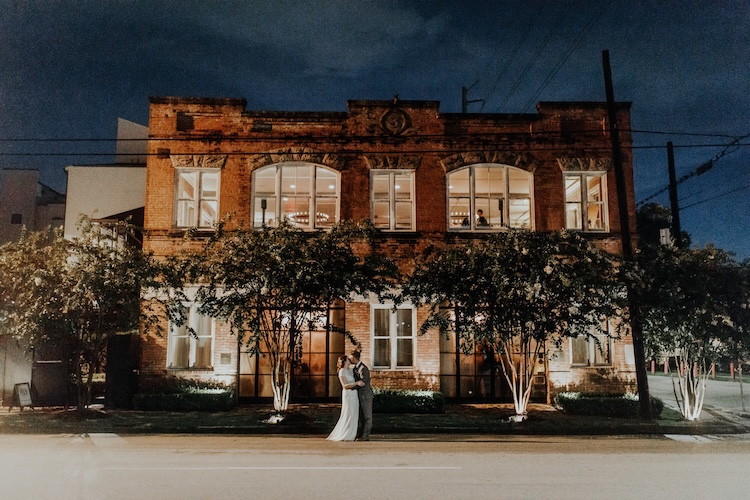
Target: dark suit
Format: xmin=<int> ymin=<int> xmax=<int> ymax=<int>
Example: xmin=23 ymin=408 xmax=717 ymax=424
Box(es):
xmin=353 ymin=361 xmax=373 ymax=439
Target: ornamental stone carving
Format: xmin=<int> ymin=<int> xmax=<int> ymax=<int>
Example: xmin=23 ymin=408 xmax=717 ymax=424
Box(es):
xmin=380 ymin=108 xmax=411 ymax=135
xmin=246 ymin=147 xmax=347 ymax=171
xmin=556 ymin=157 xmax=613 ymax=172
xmin=170 ymin=154 xmax=227 ymax=169
xmin=440 ymin=151 xmax=532 ymax=172
xmin=362 ymin=155 xmax=421 ymax=170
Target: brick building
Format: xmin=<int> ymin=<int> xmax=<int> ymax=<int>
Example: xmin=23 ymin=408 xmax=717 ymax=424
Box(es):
xmin=141 ymin=97 xmax=637 ymax=403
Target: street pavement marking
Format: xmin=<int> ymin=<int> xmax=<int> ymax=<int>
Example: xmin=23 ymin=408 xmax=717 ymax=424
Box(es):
xmin=103 ymin=466 xmax=462 ymax=471
xmin=664 ymin=434 xmax=714 ymax=443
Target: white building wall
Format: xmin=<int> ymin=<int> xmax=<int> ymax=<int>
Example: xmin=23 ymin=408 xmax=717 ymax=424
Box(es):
xmin=63 ymin=165 xmax=146 ymax=239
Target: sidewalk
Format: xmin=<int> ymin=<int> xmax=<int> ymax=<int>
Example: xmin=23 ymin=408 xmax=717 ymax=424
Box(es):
xmin=1 ymin=402 xmax=748 ymax=436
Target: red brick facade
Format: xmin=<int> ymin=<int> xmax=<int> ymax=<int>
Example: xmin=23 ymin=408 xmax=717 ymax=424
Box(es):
xmin=141 ymin=97 xmax=637 ymax=401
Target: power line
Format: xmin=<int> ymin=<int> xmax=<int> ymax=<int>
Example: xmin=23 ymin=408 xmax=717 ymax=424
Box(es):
xmin=1 ymin=128 xmax=747 ymax=143
xmin=495 ymin=0 xmax=573 ymax=111
xmin=481 ymin=0 xmax=548 ymax=110
xmin=521 ymin=0 xmax=612 ymax=113
xmin=681 ymin=182 xmax=750 ymax=211
xmin=630 ymin=129 xmax=740 ymax=140
xmin=2 ymin=142 xmax=749 ymax=158
xmin=636 ymin=133 xmax=750 ymax=206
xmin=678 ymin=170 xmax=750 ymax=204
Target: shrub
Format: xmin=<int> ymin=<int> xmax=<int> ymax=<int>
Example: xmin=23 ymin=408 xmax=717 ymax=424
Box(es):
xmin=132 ymin=390 xmax=236 ymax=411
xmin=372 ymin=389 xmax=445 ymax=414
xmin=133 ymin=376 xmax=236 ymax=411
xmin=554 ymin=392 xmax=663 ymax=418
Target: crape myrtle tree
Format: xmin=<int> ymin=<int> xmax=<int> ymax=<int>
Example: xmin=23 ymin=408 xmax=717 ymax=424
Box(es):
xmin=403 ymin=229 xmax=625 ymax=419
xmin=728 ymin=259 xmax=750 ymax=411
xmin=636 ymin=244 xmax=749 ymax=420
xmin=190 ymin=219 xmax=398 ymax=413
xmin=0 ymin=219 xmax=166 ymax=412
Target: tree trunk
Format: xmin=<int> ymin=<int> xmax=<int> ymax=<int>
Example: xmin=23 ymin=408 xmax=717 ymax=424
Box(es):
xmin=672 ymin=351 xmax=709 ymax=421
xmin=498 ymin=337 xmax=539 ymax=419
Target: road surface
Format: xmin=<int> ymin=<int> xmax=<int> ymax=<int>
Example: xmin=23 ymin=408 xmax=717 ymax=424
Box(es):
xmin=1 ymin=434 xmax=748 ymax=499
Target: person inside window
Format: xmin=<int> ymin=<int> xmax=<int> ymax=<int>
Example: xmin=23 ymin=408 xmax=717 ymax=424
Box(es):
xmin=476 ymin=209 xmax=489 ymax=227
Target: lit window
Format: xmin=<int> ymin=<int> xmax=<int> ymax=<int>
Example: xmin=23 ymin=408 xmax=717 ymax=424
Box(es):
xmin=371 ymin=170 xmax=415 ymax=231
xmin=571 ymin=320 xmax=612 ymax=366
xmin=372 ymin=306 xmax=415 ymax=369
xmin=564 ymin=172 xmax=608 ymax=232
xmin=448 ymin=164 xmax=532 ymax=231
xmin=252 ymin=163 xmax=339 ymax=230
xmin=175 ymin=170 xmax=219 ymax=228
xmin=168 ymin=304 xmax=214 ymax=369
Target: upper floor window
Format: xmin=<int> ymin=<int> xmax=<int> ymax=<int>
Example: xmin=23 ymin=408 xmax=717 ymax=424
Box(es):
xmin=564 ymin=172 xmax=608 ymax=232
xmin=372 ymin=305 xmax=415 ymax=370
xmin=448 ymin=164 xmax=532 ymax=231
xmin=252 ymin=162 xmax=339 ymax=230
xmin=571 ymin=319 xmax=612 ymax=366
xmin=175 ymin=170 xmax=219 ymax=229
xmin=168 ymin=304 xmax=214 ymax=369
xmin=371 ymin=170 xmax=415 ymax=231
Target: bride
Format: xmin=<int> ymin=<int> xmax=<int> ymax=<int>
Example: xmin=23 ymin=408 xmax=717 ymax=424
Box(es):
xmin=326 ymin=355 xmax=364 ymax=441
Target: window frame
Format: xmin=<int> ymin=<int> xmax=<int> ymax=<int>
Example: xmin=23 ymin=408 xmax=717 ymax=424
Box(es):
xmin=370 ymin=169 xmax=416 ymax=231
xmin=371 ymin=304 xmax=417 ymax=370
xmin=570 ymin=320 xmax=613 ymax=367
xmin=174 ymin=169 xmax=220 ymax=229
xmin=447 ymin=164 xmax=533 ymax=232
xmin=252 ymin=162 xmax=340 ymax=230
xmin=563 ymin=171 xmax=609 ymax=232
xmin=167 ymin=303 xmax=215 ymax=370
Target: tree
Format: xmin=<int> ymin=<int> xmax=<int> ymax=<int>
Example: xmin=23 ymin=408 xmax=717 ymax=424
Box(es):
xmin=403 ymin=230 xmax=625 ymax=419
xmin=636 ymin=203 xmax=691 ymax=247
xmin=636 ymin=244 xmax=748 ymax=420
xmin=191 ymin=220 xmax=398 ymax=413
xmin=0 ymin=219 xmax=163 ymax=412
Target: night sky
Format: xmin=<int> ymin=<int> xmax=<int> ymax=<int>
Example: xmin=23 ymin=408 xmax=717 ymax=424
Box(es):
xmin=1 ymin=1 xmax=748 ymax=258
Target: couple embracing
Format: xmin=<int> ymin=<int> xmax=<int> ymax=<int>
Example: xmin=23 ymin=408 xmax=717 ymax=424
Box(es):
xmin=326 ymin=351 xmax=373 ymax=441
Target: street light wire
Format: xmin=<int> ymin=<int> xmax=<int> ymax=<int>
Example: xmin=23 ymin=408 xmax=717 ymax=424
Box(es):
xmin=520 ymin=0 xmax=612 ymax=113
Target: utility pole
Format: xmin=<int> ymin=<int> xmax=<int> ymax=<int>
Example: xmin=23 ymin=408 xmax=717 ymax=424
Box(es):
xmin=666 ymin=141 xmax=683 ymax=248
xmin=602 ymin=49 xmax=652 ymax=420
xmin=462 ymin=81 xmax=484 ymax=113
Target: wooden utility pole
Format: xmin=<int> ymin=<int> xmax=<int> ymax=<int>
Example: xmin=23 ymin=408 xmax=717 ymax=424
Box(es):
xmin=461 ymin=81 xmax=484 ymax=113
xmin=667 ymin=141 xmax=683 ymax=248
xmin=602 ymin=49 xmax=652 ymax=419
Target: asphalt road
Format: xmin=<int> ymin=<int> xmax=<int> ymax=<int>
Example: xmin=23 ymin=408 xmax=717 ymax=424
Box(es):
xmin=1 ymin=434 xmax=749 ymax=500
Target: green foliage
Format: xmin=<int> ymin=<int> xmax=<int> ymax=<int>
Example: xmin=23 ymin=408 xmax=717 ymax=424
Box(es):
xmin=636 ymin=203 xmax=691 ymax=247
xmin=137 ymin=375 xmax=230 ymax=394
xmin=404 ymin=229 xmax=626 ymax=350
xmin=133 ymin=376 xmax=235 ymax=411
xmin=633 ymin=244 xmax=750 ymax=419
xmin=402 ymin=229 xmax=626 ymax=415
xmin=554 ymin=392 xmax=664 ymax=418
xmin=0 ymin=218 xmax=166 ymax=411
xmin=372 ymin=389 xmax=445 ymax=414
xmin=178 ymin=219 xmax=399 ymax=411
xmin=132 ymin=392 xmax=236 ymax=411
xmin=635 ymin=244 xmax=748 ymax=363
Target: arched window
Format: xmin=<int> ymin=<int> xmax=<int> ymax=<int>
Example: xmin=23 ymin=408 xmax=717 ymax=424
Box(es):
xmin=447 ymin=164 xmax=532 ymax=230
xmin=252 ymin=162 xmax=340 ymax=230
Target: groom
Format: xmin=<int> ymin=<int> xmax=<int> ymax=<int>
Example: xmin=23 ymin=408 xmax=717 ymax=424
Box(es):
xmin=349 ymin=350 xmax=373 ymax=441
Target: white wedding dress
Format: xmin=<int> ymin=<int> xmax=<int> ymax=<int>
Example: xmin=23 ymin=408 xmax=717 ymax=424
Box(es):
xmin=326 ymin=367 xmax=360 ymax=441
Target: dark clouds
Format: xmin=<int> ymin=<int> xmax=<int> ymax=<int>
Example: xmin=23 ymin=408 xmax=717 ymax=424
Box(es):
xmin=1 ymin=0 xmax=748 ymax=256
